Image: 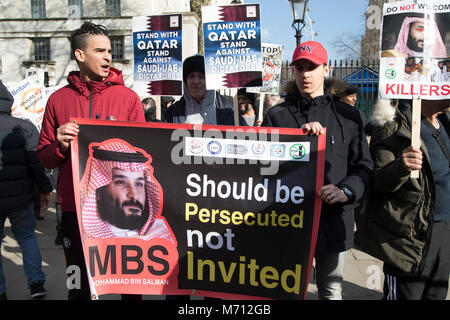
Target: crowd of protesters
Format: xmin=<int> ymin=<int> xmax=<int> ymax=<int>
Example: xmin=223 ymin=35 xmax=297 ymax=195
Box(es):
xmin=0 ymin=21 xmax=448 ymax=301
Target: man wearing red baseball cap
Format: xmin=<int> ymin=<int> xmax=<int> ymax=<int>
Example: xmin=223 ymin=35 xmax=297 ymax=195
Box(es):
xmin=262 ymin=41 xmax=373 ymax=300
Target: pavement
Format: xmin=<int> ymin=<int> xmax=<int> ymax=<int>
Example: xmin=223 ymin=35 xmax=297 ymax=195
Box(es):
xmin=1 ymin=196 xmax=448 ymax=301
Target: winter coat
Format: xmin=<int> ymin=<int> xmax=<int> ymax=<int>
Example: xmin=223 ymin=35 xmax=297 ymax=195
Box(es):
xmin=0 ymin=81 xmax=53 ymax=213
xmin=164 ymin=87 xmax=246 ymax=126
xmin=262 ymin=81 xmax=373 ymax=252
xmin=355 ymin=100 xmax=450 ymax=275
xmin=37 ymin=68 xmax=145 ymax=212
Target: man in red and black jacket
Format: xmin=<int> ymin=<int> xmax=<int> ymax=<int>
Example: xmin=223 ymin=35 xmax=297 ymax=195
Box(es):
xmin=37 ymin=22 xmax=145 ymax=300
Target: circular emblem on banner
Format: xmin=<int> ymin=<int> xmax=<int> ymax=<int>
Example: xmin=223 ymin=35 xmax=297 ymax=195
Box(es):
xmin=251 ymin=143 xmax=265 ymax=155
xmin=207 ymin=140 xmax=222 ymax=155
xmin=270 ymin=144 xmax=286 ymax=158
xmin=385 ymin=68 xmax=397 ymax=79
xmin=21 ymin=88 xmax=44 ymax=114
xmin=188 ymin=139 xmax=203 ymax=154
xmin=289 ymin=144 xmax=306 ymax=160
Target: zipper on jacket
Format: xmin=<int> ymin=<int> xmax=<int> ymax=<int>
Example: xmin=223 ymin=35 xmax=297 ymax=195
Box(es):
xmin=88 ymin=82 xmax=93 ymax=119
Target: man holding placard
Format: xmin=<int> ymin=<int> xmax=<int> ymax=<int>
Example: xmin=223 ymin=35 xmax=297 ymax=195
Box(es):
xmin=262 ymin=41 xmax=373 ymax=300
xmin=164 ymin=54 xmax=244 ymax=126
xmin=355 ymin=0 xmax=450 ymax=300
xmin=37 ymin=22 xmax=145 ymax=300
xmin=362 ymin=97 xmax=450 ymax=300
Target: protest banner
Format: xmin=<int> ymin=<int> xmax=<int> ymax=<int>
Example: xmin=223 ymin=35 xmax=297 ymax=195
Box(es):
xmin=202 ymin=3 xmax=263 ymax=89
xmin=247 ymin=42 xmax=284 ymax=123
xmin=379 ymin=0 xmax=450 ymax=100
xmin=379 ymin=0 xmax=449 ymax=176
xmin=132 ymin=14 xmax=183 ymax=96
xmin=71 ymin=119 xmax=325 ymax=300
xmin=248 ymin=43 xmax=284 ymax=94
xmin=5 ymin=76 xmax=61 ymax=131
xmin=25 ymin=67 xmax=45 ymax=86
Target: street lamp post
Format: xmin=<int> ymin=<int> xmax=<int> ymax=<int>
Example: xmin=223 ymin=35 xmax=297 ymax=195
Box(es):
xmin=289 ymin=0 xmax=309 ymax=47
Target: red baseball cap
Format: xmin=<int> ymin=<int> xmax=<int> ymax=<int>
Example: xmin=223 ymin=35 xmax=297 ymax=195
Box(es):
xmin=290 ymin=41 xmax=328 ymax=66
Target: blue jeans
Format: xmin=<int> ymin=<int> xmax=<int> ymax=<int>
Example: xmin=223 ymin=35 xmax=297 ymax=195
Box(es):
xmin=0 ymin=202 xmax=46 ymax=294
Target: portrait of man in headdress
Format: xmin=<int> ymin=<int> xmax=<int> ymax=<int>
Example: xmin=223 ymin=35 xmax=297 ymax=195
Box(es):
xmin=394 ymin=16 xmax=447 ymax=57
xmin=80 ymin=139 xmax=175 ymax=243
xmin=382 ymin=14 xmax=448 ymax=58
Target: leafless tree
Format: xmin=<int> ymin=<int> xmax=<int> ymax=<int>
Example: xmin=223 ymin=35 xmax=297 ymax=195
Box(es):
xmin=331 ymin=32 xmax=365 ymax=61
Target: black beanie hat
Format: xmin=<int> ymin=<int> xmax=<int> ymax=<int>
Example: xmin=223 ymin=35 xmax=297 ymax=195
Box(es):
xmin=183 ymin=55 xmax=205 ymax=83
xmin=344 ymin=85 xmax=359 ymax=95
xmin=237 ymin=88 xmax=256 ymax=105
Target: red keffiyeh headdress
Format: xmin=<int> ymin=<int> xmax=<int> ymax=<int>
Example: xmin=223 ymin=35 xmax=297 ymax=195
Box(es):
xmin=80 ymin=139 xmax=162 ymax=239
xmin=394 ymin=17 xmax=447 ymax=58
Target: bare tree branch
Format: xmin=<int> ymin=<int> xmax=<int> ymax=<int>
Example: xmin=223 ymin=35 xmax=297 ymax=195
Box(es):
xmin=331 ymin=32 xmax=364 ymax=61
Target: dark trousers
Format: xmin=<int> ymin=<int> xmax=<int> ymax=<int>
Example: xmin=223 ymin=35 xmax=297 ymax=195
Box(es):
xmin=61 ymin=212 xmax=142 ymax=300
xmin=61 ymin=212 xmax=91 ymax=300
xmin=383 ymin=220 xmax=450 ymax=300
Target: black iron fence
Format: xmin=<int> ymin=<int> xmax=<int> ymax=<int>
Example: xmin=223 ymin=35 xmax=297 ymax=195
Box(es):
xmin=280 ymin=59 xmax=380 ymax=118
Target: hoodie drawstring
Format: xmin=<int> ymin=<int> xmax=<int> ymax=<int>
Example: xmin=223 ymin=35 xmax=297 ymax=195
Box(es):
xmin=330 ymin=97 xmax=346 ymax=144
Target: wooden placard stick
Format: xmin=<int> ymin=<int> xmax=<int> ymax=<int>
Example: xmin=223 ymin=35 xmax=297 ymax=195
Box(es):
xmin=155 ymin=96 xmax=161 ymax=121
xmin=258 ymin=93 xmax=265 ymax=124
xmin=410 ymin=98 xmax=421 ymax=178
xmin=233 ymin=92 xmax=239 ymax=126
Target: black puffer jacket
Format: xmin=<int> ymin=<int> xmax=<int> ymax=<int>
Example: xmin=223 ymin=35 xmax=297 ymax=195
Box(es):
xmin=262 ymin=81 xmax=373 ymax=252
xmin=0 ymin=81 xmax=53 ymax=213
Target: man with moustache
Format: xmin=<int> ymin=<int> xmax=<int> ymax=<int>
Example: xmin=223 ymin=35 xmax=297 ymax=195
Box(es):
xmin=237 ymin=88 xmax=260 ymax=126
xmin=164 ymin=54 xmax=245 ymax=125
xmin=393 ymin=17 xmax=447 ymax=58
xmin=37 ymin=22 xmax=145 ymax=299
xmin=96 ymin=169 xmax=150 ymax=236
xmin=81 ymin=140 xmax=174 ymax=242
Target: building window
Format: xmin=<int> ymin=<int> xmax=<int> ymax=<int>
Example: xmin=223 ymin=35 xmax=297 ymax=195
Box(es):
xmin=44 ymin=72 xmax=49 ymax=87
xmin=68 ymin=0 xmax=83 ymax=19
xmin=33 ymin=38 xmax=51 ymax=61
xmin=105 ymin=0 xmax=121 ymax=17
xmin=31 ymin=0 xmax=46 ymax=19
xmin=110 ymin=36 xmax=124 ymax=60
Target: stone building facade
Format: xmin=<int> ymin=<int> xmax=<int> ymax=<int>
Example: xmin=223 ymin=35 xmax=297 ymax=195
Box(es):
xmin=361 ymin=0 xmax=403 ymax=62
xmin=0 ymin=0 xmax=234 ymax=94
